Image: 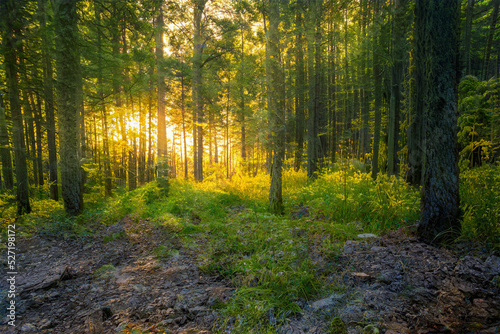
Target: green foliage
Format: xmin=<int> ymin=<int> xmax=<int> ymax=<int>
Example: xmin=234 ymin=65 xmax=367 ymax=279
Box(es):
xmin=458 ymin=76 xmax=500 ymax=169
xmin=460 ymin=165 xmax=500 ymax=246
xmin=292 ymin=165 xmax=420 ymax=233
xmin=329 ymin=317 xmax=347 ymax=334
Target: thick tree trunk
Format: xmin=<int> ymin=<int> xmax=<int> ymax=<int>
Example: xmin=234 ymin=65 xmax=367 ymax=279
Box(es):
xmin=267 ymin=0 xmax=285 ymax=214
xmin=417 ymin=0 xmax=461 ymax=244
xmin=55 ymin=0 xmax=83 ymax=215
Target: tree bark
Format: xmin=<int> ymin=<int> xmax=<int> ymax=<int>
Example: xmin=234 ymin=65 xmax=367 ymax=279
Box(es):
xmin=155 ymin=0 xmax=168 ymax=177
xmin=463 ymin=0 xmax=475 ymax=76
xmin=192 ymin=0 xmax=207 ymax=182
xmin=417 ymin=0 xmax=461 ymax=244
xmin=37 ymin=0 xmax=58 ymax=200
xmin=55 ymin=0 xmax=83 ymax=215
xmin=294 ymin=10 xmax=305 ymax=171
xmin=371 ymin=0 xmax=382 ymax=180
xmin=267 ymin=0 xmax=285 ymax=214
xmin=2 ymin=0 xmax=31 ymax=214
xmin=0 ymin=96 xmax=14 ymax=190
xmin=482 ymin=0 xmax=499 ymax=80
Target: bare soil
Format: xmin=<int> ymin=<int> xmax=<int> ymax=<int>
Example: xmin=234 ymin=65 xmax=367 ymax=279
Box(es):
xmin=1 ymin=218 xmax=499 ymax=334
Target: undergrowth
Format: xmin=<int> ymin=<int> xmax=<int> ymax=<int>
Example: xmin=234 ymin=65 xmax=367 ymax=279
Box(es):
xmin=1 ymin=163 xmax=499 ymax=333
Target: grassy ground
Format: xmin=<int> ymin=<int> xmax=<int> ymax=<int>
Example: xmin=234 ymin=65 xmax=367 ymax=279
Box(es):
xmin=1 ymin=163 xmax=499 ymax=333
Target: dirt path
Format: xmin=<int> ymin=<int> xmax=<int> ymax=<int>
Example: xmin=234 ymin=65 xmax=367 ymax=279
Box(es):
xmin=1 ymin=219 xmax=499 ymax=334
xmin=0 ymin=216 xmax=232 ymax=334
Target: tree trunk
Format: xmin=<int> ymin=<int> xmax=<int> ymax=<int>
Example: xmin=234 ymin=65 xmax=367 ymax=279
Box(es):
xmin=35 ymin=94 xmax=44 ymax=186
xmin=37 ymin=0 xmax=58 ymax=200
xmin=95 ymin=3 xmax=112 ymax=197
xmin=2 ymin=0 xmax=31 ymax=214
xmin=193 ymin=0 xmax=207 ymax=182
xmin=406 ymin=0 xmax=427 ymax=186
xmin=294 ymin=10 xmax=305 ymax=171
xmin=482 ymin=0 xmax=499 ymax=80
xmin=267 ymin=0 xmax=285 ymax=214
xmin=55 ymin=0 xmax=83 ymax=215
xmin=181 ymin=74 xmax=188 ymax=178
xmin=155 ymin=0 xmax=168 ymax=177
xmin=463 ymin=0 xmax=475 ymax=75
xmin=387 ymin=0 xmax=406 ymax=176
xmin=306 ymin=0 xmax=323 ymax=179
xmin=371 ymin=1 xmax=382 ymax=179
xmin=0 ymin=97 xmax=14 ymax=190
xmin=417 ymin=0 xmax=461 ymax=244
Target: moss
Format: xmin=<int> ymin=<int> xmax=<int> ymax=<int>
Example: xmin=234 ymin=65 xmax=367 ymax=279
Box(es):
xmin=329 ymin=317 xmax=347 ymax=334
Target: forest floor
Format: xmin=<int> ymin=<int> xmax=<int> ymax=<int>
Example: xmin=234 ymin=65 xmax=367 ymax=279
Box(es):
xmin=1 ymin=213 xmax=499 ymax=334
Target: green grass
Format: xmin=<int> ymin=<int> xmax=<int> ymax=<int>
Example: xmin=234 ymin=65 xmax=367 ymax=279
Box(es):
xmin=1 ymin=163 xmax=499 ymax=333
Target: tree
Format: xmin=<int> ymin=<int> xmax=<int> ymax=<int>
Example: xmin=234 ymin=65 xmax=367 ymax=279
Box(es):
xmin=54 ymin=0 xmax=83 ymax=215
xmin=371 ymin=0 xmax=383 ymax=179
xmin=1 ymin=0 xmax=31 ymax=214
xmin=0 ymin=95 xmax=14 ymax=190
xmin=155 ymin=0 xmax=168 ymax=179
xmin=192 ymin=0 xmax=207 ymax=182
xmin=267 ymin=0 xmax=285 ymax=214
xmin=416 ymin=0 xmax=461 ymax=244
xmin=37 ymin=0 xmax=59 ymax=200
xmin=306 ymin=0 xmax=323 ymax=179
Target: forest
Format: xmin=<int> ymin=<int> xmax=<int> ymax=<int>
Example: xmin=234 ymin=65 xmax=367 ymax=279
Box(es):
xmin=0 ymin=0 xmax=499 ymax=333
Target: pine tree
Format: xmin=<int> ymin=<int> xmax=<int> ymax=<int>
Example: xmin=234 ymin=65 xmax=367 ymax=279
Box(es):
xmin=54 ymin=0 xmax=83 ymax=215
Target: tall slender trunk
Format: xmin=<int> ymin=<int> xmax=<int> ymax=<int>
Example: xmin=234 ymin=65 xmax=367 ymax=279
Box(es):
xmin=95 ymin=3 xmax=111 ymax=196
xmin=0 ymin=97 xmax=14 ymax=189
xmin=482 ymin=0 xmax=499 ymax=80
xmin=193 ymin=0 xmax=207 ymax=182
xmin=155 ymin=0 xmax=168 ymax=176
xmin=267 ymin=0 xmax=285 ymax=214
xmin=37 ymin=0 xmax=58 ymax=200
xmin=387 ymin=0 xmax=405 ymax=175
xmin=463 ymin=0 xmax=475 ymax=75
xmin=2 ymin=0 xmax=31 ymax=214
xmin=294 ymin=11 xmax=305 ymax=171
xmin=371 ymin=0 xmax=382 ymax=179
xmin=35 ymin=93 xmax=44 ymax=186
xmin=181 ymin=74 xmax=188 ymax=178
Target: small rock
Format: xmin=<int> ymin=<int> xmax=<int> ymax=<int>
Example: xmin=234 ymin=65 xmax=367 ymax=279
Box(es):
xmin=357 ymin=233 xmax=378 ymax=239
xmin=343 ymin=240 xmax=360 ymax=254
xmin=370 ymin=246 xmax=387 ymax=252
xmin=21 ymin=323 xmax=37 ymax=332
xmin=484 ymin=255 xmax=500 ymax=277
xmin=311 ymin=294 xmax=344 ymax=311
